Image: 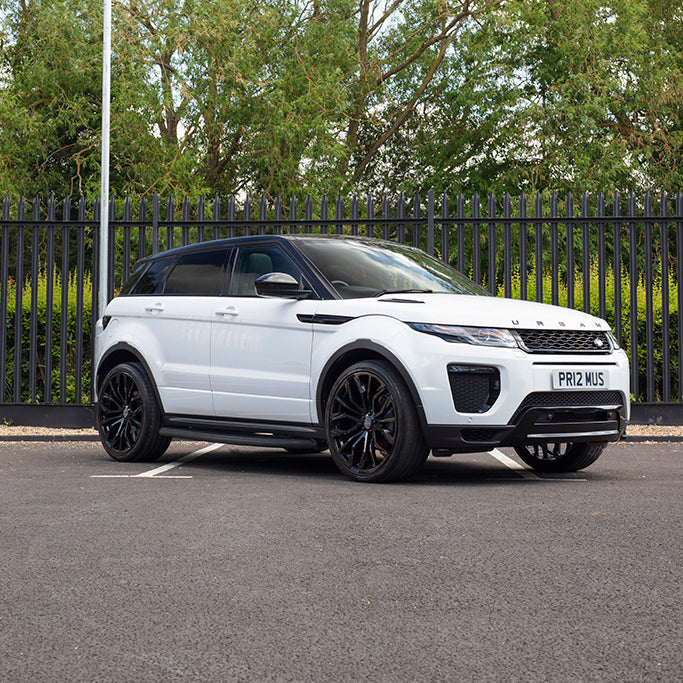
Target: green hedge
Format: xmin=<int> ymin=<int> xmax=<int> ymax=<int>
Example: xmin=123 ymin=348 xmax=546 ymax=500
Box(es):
xmin=2 ymin=266 xmax=678 ymax=404
xmin=4 ymin=271 xmax=92 ymax=403
xmin=498 ymin=267 xmax=679 ymax=402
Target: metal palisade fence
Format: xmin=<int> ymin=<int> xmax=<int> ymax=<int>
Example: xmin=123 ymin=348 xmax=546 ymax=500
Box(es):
xmin=1 ymin=190 xmax=682 ymax=420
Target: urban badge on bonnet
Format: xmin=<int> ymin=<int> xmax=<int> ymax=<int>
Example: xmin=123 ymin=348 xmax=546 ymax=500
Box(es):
xmin=94 ymin=235 xmax=630 ymax=482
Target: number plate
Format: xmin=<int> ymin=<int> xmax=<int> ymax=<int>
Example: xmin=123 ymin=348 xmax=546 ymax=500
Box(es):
xmin=552 ymin=368 xmax=608 ymax=390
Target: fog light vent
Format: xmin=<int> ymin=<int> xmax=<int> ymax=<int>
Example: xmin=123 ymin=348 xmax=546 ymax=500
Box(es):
xmin=448 ymin=365 xmax=501 ymax=413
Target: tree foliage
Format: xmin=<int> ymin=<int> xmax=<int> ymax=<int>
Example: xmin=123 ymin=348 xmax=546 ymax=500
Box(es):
xmin=0 ymin=0 xmax=680 ymax=199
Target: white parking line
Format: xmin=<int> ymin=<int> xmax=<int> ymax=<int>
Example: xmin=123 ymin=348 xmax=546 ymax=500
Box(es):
xmin=487 ymin=448 xmax=587 ymax=482
xmin=92 ymin=443 xmax=223 ymax=479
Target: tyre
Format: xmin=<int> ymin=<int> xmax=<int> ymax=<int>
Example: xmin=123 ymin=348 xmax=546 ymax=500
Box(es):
xmin=325 ymin=360 xmax=428 ymax=482
xmin=97 ymin=362 xmax=171 ymax=462
xmin=514 ymin=442 xmax=606 ymax=473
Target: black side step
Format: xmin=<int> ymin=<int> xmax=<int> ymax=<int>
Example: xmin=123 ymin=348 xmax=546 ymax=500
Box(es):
xmin=159 ymin=428 xmax=320 ymax=450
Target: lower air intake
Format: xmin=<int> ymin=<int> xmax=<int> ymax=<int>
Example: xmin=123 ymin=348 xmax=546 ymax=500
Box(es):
xmin=448 ymin=365 xmax=501 ymax=413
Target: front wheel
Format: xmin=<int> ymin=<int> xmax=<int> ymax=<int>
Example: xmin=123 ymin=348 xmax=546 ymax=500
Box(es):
xmin=97 ymin=362 xmax=171 ymax=462
xmin=514 ymin=442 xmax=606 ymax=473
xmin=325 ymin=360 xmax=428 ymax=482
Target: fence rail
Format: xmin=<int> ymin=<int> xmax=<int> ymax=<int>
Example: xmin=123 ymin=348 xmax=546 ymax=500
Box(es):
xmin=1 ymin=190 xmax=683 ymax=417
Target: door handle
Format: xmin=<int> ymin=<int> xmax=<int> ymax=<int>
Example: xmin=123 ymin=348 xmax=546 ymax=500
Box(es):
xmin=145 ymin=303 xmax=165 ymax=313
xmin=215 ymin=307 xmax=239 ymax=317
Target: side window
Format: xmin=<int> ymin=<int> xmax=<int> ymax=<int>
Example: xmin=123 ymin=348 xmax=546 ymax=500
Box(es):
xmin=229 ymin=244 xmax=304 ymax=296
xmin=129 ymin=256 xmax=176 ymax=295
xmin=164 ymin=249 xmax=229 ymax=296
xmin=120 ymin=261 xmax=150 ymax=296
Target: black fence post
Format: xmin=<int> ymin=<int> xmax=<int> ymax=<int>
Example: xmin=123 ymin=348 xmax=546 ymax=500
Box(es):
xmin=597 ymin=192 xmax=606 ymax=319
xmin=197 ymin=196 xmax=206 ymax=243
xmin=259 ymin=195 xmax=268 ymax=236
xmin=519 ymin=193 xmax=527 ymax=301
xmin=550 ymin=191 xmax=558 ymax=306
xmin=629 ymin=191 xmax=639 ymax=400
xmin=677 ymin=191 xmax=683 ymax=402
xmin=45 ymin=194 xmax=56 ymax=404
xmin=13 ymin=196 xmax=24 ymax=402
xmin=321 ymin=195 xmax=329 ymax=236
xmin=59 ymin=197 xmax=71 ymax=404
xmin=441 ymin=193 xmax=449 ymax=266
xmin=472 ymin=193 xmax=481 ymax=286
xmin=566 ymin=191 xmax=575 ymax=310
xmin=0 ymin=196 xmax=9 ymax=402
xmin=487 ymin=192 xmax=496 ymax=294
xmin=427 ymin=190 xmax=434 ymax=257
xmin=152 ymin=194 xmax=160 ymax=254
xmin=612 ymin=191 xmax=622 ymax=345
xmin=660 ymin=191 xmax=670 ymax=402
xmin=581 ymin=192 xmax=590 ymax=313
xmin=457 ymin=193 xmax=465 ymax=274
xmin=534 ymin=192 xmax=543 ymax=302
xmin=503 ymin=192 xmax=511 ymax=298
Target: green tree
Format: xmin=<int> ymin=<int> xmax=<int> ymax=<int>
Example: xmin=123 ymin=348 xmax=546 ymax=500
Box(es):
xmin=401 ymin=0 xmax=683 ymax=196
xmin=0 ymin=0 xmax=680 ymax=199
xmin=0 ymin=0 xmax=103 ymax=196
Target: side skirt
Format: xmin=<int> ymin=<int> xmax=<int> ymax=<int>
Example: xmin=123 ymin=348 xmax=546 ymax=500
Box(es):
xmin=160 ymin=414 xmax=326 ymax=450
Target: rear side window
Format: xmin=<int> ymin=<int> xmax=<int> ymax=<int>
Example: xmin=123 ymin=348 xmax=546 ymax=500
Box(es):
xmin=119 ymin=261 xmax=150 ymax=296
xmin=127 ymin=256 xmax=176 ymax=295
xmin=164 ymin=250 xmax=229 ymax=295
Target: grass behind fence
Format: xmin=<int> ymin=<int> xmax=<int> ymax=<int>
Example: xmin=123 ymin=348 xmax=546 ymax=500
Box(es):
xmin=2 ymin=266 xmax=678 ymax=404
xmin=4 ymin=271 xmax=92 ymax=403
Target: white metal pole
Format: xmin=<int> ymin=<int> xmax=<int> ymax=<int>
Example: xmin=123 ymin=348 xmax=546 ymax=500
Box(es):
xmin=99 ymin=0 xmax=112 ymax=318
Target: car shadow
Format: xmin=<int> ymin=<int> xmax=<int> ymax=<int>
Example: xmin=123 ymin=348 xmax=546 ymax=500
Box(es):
xmin=158 ymin=444 xmax=595 ymax=486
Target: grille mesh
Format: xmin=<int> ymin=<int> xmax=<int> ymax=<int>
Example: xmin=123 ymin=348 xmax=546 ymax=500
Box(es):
xmin=510 ymin=390 xmax=623 ymax=424
xmin=448 ymin=365 xmax=500 ymax=413
xmin=517 ymin=329 xmax=611 ymax=354
xmin=462 ymin=429 xmax=498 ymax=442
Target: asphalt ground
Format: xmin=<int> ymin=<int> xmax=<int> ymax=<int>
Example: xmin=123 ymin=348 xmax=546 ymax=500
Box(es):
xmin=0 ymin=439 xmax=680 ymax=682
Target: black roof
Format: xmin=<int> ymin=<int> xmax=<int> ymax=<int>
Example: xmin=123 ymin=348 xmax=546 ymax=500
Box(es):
xmin=134 ymin=233 xmax=383 ymax=263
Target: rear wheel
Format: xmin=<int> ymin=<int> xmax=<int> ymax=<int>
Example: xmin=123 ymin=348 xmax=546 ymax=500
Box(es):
xmin=514 ymin=442 xmax=606 ymax=472
xmin=325 ymin=360 xmax=428 ymax=482
xmin=97 ymin=362 xmax=171 ymax=462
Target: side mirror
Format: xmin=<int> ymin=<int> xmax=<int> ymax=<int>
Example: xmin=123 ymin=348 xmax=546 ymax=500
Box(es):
xmin=255 ymin=272 xmax=312 ymax=300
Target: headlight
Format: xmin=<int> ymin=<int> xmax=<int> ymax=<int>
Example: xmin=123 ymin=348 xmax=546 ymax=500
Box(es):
xmin=409 ymin=323 xmax=519 ymax=348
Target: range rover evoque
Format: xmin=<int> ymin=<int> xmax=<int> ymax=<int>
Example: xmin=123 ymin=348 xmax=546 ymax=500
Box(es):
xmin=94 ymin=235 xmax=630 ymax=482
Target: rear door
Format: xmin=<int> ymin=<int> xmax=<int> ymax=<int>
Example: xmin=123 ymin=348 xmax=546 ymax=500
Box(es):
xmin=136 ymin=248 xmax=230 ymax=416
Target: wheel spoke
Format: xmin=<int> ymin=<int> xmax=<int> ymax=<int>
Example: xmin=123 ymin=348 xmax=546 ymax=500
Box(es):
xmin=329 ymin=369 xmax=398 ymax=475
xmin=99 ymin=371 xmax=143 ymax=455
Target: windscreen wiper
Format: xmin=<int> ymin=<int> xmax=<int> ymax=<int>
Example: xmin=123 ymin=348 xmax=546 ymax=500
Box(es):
xmin=374 ymin=288 xmax=433 ymax=297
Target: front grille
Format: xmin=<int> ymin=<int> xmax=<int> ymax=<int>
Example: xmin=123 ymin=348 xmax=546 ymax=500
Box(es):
xmin=448 ymin=365 xmax=500 ymax=413
xmin=516 ymin=329 xmax=612 ymax=354
xmin=509 ymin=390 xmax=623 ymax=424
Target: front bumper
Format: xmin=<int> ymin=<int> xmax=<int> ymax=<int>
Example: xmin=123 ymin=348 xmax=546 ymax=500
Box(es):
xmin=423 ymin=393 xmax=628 ymax=452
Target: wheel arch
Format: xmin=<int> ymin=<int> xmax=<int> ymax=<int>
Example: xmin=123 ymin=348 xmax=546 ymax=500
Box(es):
xmin=95 ymin=343 xmax=161 ymax=408
xmin=315 ymin=340 xmax=428 ymax=430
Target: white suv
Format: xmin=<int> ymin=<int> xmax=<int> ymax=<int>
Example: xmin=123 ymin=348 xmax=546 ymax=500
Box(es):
xmin=94 ymin=235 xmax=630 ymax=482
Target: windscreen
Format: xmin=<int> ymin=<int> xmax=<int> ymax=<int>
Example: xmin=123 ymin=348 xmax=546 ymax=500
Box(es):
xmin=296 ymin=238 xmax=489 ymax=299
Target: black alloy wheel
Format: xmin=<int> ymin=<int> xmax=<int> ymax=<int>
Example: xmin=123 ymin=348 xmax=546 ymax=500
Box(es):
xmin=325 ymin=360 xmax=427 ymax=482
xmin=514 ymin=441 xmax=606 ymax=472
xmin=97 ymin=362 xmax=171 ymax=462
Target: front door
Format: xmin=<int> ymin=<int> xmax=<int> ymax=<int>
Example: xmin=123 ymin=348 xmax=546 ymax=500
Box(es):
xmin=210 ymin=242 xmax=317 ymax=424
